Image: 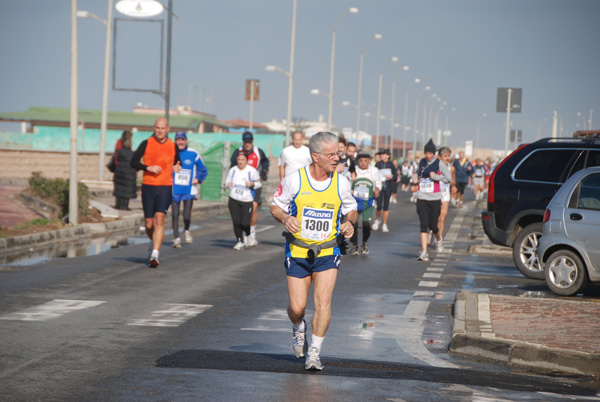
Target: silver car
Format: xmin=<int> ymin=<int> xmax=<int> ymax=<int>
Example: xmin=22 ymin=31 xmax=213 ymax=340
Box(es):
xmin=538 ymin=167 xmax=600 ymax=296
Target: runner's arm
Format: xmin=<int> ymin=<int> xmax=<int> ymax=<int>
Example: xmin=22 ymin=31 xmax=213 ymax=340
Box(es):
xmin=130 ymin=140 xmax=148 ymax=171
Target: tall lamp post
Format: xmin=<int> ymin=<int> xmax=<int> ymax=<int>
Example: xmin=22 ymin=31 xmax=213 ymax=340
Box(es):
xmin=69 ymin=0 xmax=79 ymax=225
xmin=402 ymin=78 xmax=420 ymax=159
xmin=421 ymin=93 xmax=436 ymax=143
xmin=77 ymin=1 xmax=114 ymax=182
xmin=390 ymin=65 xmax=409 ymax=157
xmin=444 ymin=107 xmax=456 ymax=146
xmin=375 ymin=56 xmax=398 ymax=151
xmin=328 ymin=7 xmax=358 ymax=131
xmin=412 ymin=85 xmax=430 ymax=157
xmin=265 ymin=0 xmax=296 ymax=146
xmin=355 ymin=34 xmax=382 ymax=140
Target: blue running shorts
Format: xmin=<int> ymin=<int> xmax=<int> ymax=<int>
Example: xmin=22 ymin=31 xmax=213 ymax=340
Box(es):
xmin=284 ymin=255 xmax=341 ymax=278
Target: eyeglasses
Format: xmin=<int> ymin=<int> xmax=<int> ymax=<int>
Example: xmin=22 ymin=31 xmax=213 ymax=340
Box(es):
xmin=318 ymin=152 xmax=338 ymax=160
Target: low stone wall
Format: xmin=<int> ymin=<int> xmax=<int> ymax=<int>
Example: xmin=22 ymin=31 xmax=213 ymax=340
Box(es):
xmin=0 ymin=149 xmax=112 ymax=181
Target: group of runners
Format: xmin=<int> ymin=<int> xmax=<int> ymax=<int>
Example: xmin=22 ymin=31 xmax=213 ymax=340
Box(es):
xmin=131 ymin=120 xmax=470 ymax=371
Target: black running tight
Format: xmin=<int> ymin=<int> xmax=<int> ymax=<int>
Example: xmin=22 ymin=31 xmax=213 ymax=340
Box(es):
xmin=171 ymin=199 xmax=193 ymax=239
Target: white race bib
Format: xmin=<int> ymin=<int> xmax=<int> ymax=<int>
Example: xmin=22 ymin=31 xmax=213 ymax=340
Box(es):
xmin=353 ymin=186 xmax=370 ymax=200
xmin=174 ymin=169 xmax=192 ymax=186
xmin=379 ymin=168 xmax=391 ymax=182
xmin=419 ymin=178 xmax=434 ymax=193
xmin=232 ymin=184 xmax=251 ymax=199
xmin=300 ymin=208 xmax=334 ymax=241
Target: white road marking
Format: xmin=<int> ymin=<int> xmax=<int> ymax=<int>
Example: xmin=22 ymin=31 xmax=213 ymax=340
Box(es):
xmin=241 ymin=308 xmax=296 ymax=332
xmin=127 ymin=303 xmax=212 ymax=327
xmin=418 ymin=281 xmax=439 ymax=287
xmin=255 ymin=225 xmax=276 ymax=233
xmin=0 ymin=299 xmax=106 ymax=321
xmin=427 ymin=267 xmax=444 ymax=272
xmin=423 ymin=273 xmax=442 ymax=279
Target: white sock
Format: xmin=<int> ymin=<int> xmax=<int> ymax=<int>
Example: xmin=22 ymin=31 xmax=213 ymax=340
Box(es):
xmin=293 ymin=320 xmax=305 ymax=332
xmin=311 ymin=334 xmax=324 ymax=350
xmin=250 ymin=225 xmax=256 ymax=235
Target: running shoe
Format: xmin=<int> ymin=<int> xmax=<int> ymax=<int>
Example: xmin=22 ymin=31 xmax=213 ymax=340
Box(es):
xmin=246 ymin=236 xmax=258 ymax=247
xmin=382 ymin=224 xmax=389 ymax=233
xmin=233 ymin=241 xmax=245 ymax=250
xmin=292 ymin=319 xmax=308 ymax=358
xmin=149 ymin=250 xmax=160 ymax=268
xmin=352 ymin=245 xmax=360 ymax=256
xmin=250 ymin=233 xmax=259 ymax=245
xmin=437 ymin=240 xmax=444 ymax=253
xmin=172 ymin=238 xmax=181 ymax=248
xmin=361 ymin=242 xmax=369 ymax=255
xmin=372 ymin=220 xmax=380 ymax=231
xmin=417 ymin=250 xmax=429 ymax=262
xmin=305 ymin=346 xmax=323 ymax=371
xmin=184 ymin=230 xmax=193 ymax=244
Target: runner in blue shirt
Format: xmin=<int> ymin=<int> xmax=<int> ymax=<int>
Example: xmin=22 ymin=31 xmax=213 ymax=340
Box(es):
xmin=171 ymin=132 xmax=208 ymax=248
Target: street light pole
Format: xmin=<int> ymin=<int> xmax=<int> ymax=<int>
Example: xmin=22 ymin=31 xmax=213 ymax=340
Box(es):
xmin=99 ymin=0 xmax=113 ymax=181
xmin=284 ymin=0 xmax=297 ymax=146
xmin=328 ymin=7 xmax=358 ymax=132
xmin=164 ymin=0 xmax=173 ymax=120
xmin=356 ymin=34 xmax=382 ymax=141
xmin=402 ymin=78 xmax=420 ymax=159
xmin=422 ymin=94 xmax=435 ymax=144
xmin=412 ymin=85 xmax=430 ymax=158
xmin=70 ymin=0 xmax=79 ymax=225
xmin=375 ymin=56 xmax=398 ymax=151
xmin=76 ymin=3 xmax=113 ymax=182
xmin=390 ymin=66 xmax=409 ymax=158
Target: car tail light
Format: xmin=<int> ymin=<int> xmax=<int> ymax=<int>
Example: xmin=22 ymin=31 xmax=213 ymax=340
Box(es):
xmin=487 ymin=144 xmax=528 ymax=204
xmin=543 ymin=209 xmax=550 ymax=223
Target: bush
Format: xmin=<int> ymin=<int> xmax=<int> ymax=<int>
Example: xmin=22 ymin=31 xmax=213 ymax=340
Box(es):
xmin=29 ymin=172 xmax=90 ymax=219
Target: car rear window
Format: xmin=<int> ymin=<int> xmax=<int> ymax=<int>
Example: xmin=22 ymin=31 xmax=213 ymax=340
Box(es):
xmin=513 ymin=149 xmax=578 ymax=183
xmin=575 ymin=173 xmax=600 ymax=210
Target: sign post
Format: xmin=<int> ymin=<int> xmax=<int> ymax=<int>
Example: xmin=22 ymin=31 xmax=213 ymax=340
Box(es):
xmin=245 ymin=79 xmax=260 ymax=131
xmin=497 ymin=87 xmax=522 ymax=157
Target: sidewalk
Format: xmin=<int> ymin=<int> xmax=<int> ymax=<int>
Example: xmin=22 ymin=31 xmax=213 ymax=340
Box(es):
xmin=0 ymin=184 xmax=228 ymax=254
xmin=450 ymin=200 xmax=600 ymax=378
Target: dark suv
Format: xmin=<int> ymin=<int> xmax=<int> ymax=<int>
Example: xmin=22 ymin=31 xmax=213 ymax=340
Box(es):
xmin=482 ymin=137 xmax=600 ymax=279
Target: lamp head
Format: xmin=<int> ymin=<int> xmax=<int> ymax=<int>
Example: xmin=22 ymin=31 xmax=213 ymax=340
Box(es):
xmin=374 ymin=34 xmax=383 ymax=40
xmin=349 ymin=7 xmax=359 ymax=13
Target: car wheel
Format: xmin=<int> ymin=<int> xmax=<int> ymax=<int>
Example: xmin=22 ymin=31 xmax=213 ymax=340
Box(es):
xmin=512 ymin=222 xmax=544 ymax=279
xmin=545 ymin=250 xmax=588 ymax=296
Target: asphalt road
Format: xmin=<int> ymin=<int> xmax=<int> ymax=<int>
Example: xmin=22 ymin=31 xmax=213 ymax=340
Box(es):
xmin=1 ymin=190 xmax=599 ymax=401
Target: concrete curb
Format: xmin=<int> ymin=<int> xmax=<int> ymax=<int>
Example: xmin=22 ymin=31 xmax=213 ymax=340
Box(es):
xmin=0 ymin=225 xmax=91 ymax=254
xmin=0 ymin=201 xmax=230 ymax=254
xmin=450 ymin=291 xmax=600 ymax=377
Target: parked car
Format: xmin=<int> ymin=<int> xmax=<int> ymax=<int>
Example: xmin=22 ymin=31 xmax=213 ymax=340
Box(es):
xmin=482 ymin=137 xmax=600 ymax=279
xmin=538 ymin=167 xmax=600 ymax=295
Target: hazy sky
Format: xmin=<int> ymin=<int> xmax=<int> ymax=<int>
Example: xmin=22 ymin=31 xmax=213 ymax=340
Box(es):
xmin=1 ymin=0 xmax=598 ymax=151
